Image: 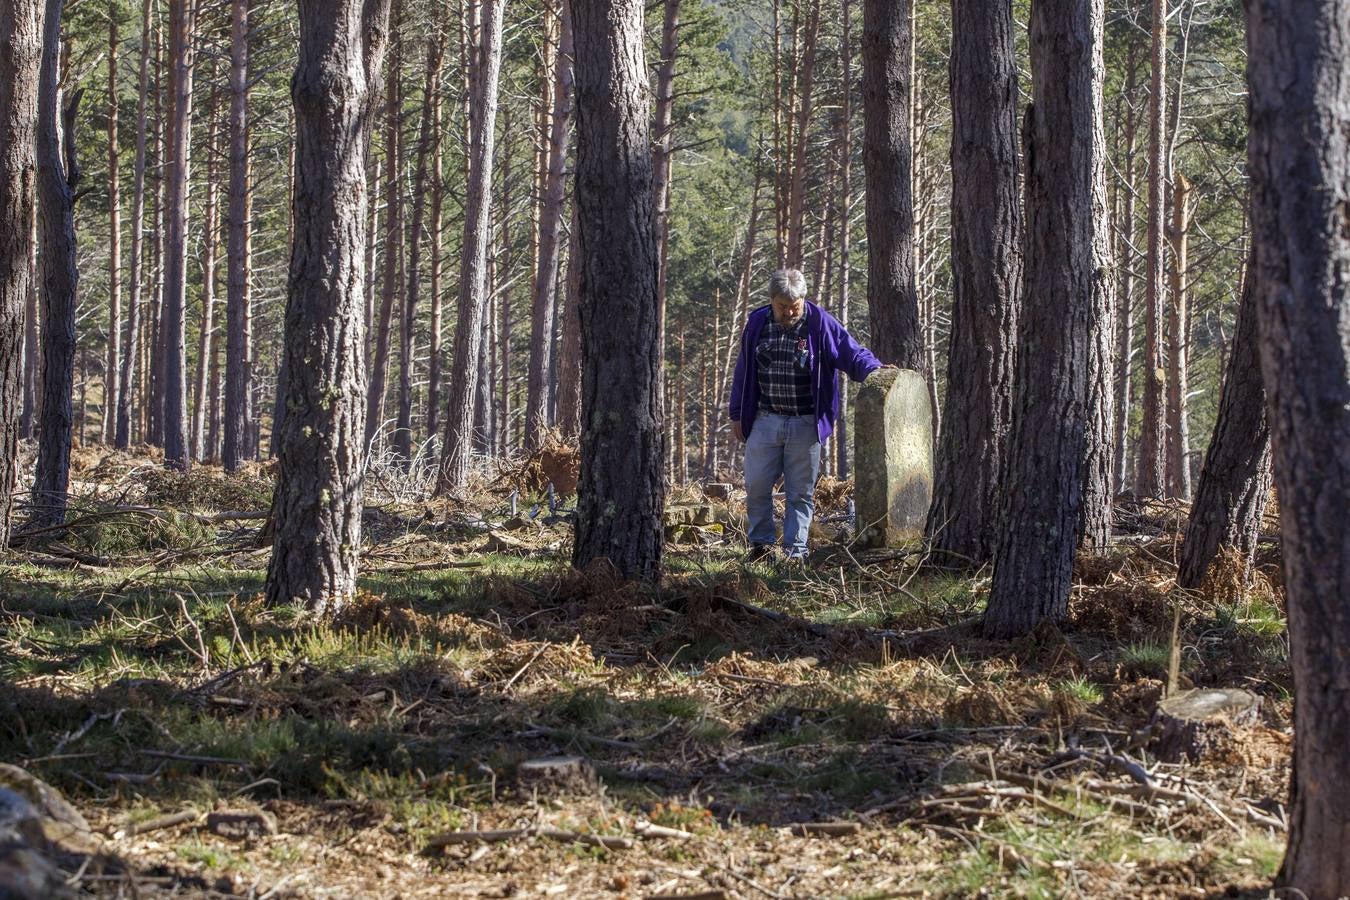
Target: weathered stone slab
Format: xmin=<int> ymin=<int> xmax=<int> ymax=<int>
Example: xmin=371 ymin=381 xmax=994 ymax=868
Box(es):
xmin=852 ymin=368 xmax=934 ymax=548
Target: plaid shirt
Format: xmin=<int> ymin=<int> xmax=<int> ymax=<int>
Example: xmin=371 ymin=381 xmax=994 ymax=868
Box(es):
xmin=755 ymin=314 xmax=813 ymax=415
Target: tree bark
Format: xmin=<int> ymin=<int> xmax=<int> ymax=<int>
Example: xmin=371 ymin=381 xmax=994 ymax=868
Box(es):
xmin=104 ymin=9 xmax=122 ymax=445
xmin=33 ymin=0 xmax=80 ymax=527
xmin=192 ymin=79 xmax=221 ymax=463
xmin=116 ymin=0 xmax=152 ymax=450
xmin=160 ymin=0 xmax=194 ymax=469
xmin=525 ymin=0 xmax=575 ymax=448
xmin=1245 ymin=6 xmax=1350 ymax=890
xmin=570 ymin=0 xmax=664 ymax=580
xmin=1136 ymin=0 xmax=1167 ymax=498
xmin=0 ymin=0 xmax=43 ymax=541
xmin=438 ymin=0 xmax=506 ymax=489
xmin=927 ymin=0 xmax=1020 ymax=567
xmin=555 ymin=199 xmax=582 ymax=439
xmin=861 ymin=0 xmax=920 ymax=368
xmin=1177 ymin=248 xmax=1270 ymax=589
xmin=1164 ymin=172 xmax=1192 ymax=498
xmin=266 ymin=0 xmax=391 ymax=613
xmin=395 ymin=31 xmax=445 ymax=467
xmin=651 ymin=0 xmax=680 ymax=365
xmin=985 ymin=0 xmax=1109 ymax=638
xmin=835 ymin=0 xmax=853 ymax=481
xmin=1112 ymin=40 xmax=1140 ymax=494
xmin=367 ymin=0 xmax=402 ymax=450
xmin=21 ymin=210 xmax=39 ymax=442
xmin=223 ymin=0 xmax=254 ymax=471
xmin=425 ymin=92 xmax=444 ymax=441
xmin=784 ymin=0 xmax=820 ymax=269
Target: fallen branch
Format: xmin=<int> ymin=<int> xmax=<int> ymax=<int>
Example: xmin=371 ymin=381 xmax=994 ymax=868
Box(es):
xmin=113 ymin=809 xmax=201 ymax=839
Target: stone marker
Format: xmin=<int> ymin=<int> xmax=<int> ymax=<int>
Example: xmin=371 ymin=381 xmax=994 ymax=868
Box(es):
xmin=852 ymin=368 xmax=934 ymax=548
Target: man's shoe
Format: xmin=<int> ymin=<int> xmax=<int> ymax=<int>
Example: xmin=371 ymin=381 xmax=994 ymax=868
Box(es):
xmin=745 ymin=544 xmax=775 ymax=563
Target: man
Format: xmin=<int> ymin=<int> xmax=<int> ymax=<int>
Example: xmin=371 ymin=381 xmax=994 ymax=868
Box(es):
xmin=729 ymin=269 xmax=883 ymax=561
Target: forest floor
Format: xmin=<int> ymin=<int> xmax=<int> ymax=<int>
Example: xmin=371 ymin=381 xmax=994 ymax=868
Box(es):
xmin=0 ymin=445 xmax=1294 ymax=899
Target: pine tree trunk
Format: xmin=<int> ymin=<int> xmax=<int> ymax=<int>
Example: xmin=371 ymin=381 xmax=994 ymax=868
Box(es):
xmin=0 ymin=0 xmax=42 ymax=541
xmin=367 ymin=1 xmax=402 ymax=450
xmin=266 ymin=0 xmax=391 ymax=613
xmin=836 ymin=0 xmax=853 ymax=481
xmin=426 ymin=97 xmax=445 ymax=441
xmin=1164 ymin=173 xmax=1192 ymax=498
xmin=147 ymin=14 xmax=164 ymax=448
xmin=21 ymin=211 xmax=39 ymax=442
xmin=192 ymin=81 xmax=221 ymax=463
xmin=116 ymin=0 xmax=151 ymax=450
xmin=1137 ymin=0 xmax=1167 ymax=498
xmin=396 ymin=33 xmax=445 ymax=468
xmin=438 ymin=0 xmax=506 ymax=489
xmin=223 ymin=0 xmax=253 ymax=472
xmin=160 ymin=0 xmax=194 ymax=470
xmin=104 ymin=10 xmax=122 ymax=445
xmin=555 ymin=199 xmax=582 ymax=440
xmin=651 ymin=0 xmax=680 ymax=361
xmin=525 ymin=0 xmax=575 ymax=448
xmin=1177 ymin=249 xmax=1270 ymax=589
xmin=571 ymin=0 xmax=664 ymax=581
xmin=927 ymin=0 xmax=1020 ymax=567
xmin=1246 ymin=2 xmax=1350 ymax=892
xmin=985 ymin=0 xmax=1108 ymax=639
xmin=783 ymin=0 xmax=820 ymax=269
xmin=861 ymin=0 xmax=920 ymax=368
xmin=1112 ymin=40 xmax=1140 ymax=495
xmin=33 ymin=0 xmax=80 ymax=527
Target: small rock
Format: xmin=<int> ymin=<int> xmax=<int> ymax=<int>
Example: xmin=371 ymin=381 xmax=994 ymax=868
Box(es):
xmin=207 ymin=808 xmax=277 ymax=841
xmin=703 ymin=483 xmax=733 ymax=501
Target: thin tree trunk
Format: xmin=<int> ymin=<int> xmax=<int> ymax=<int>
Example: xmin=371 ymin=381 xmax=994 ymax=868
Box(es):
xmin=104 ymin=9 xmax=122 ymax=445
xmin=651 ymin=0 xmax=680 ymax=368
xmin=0 ymin=0 xmax=43 ymax=540
xmin=396 ymin=32 xmax=446 ymax=467
xmin=861 ymin=0 xmax=920 ymax=368
xmin=426 ymin=94 xmax=445 ymax=440
xmin=192 ymin=79 xmax=221 ymax=462
xmin=438 ymin=0 xmax=506 ymax=489
xmin=367 ymin=0 xmax=402 ymax=450
xmin=21 ymin=210 xmax=39 ymax=442
xmin=784 ymin=0 xmax=820 ymax=268
xmin=1136 ymin=0 xmax=1167 ymax=498
xmin=116 ymin=0 xmax=152 ymax=450
xmin=266 ymin=0 xmax=391 ymax=613
xmin=147 ymin=11 xmax=164 ymax=448
xmin=985 ymin=0 xmax=1108 ymax=638
xmin=1245 ymin=1 xmax=1350 ymax=891
xmin=160 ymin=0 xmax=194 ymax=469
xmin=1178 ymin=248 xmax=1270 ymax=589
xmin=1164 ymin=172 xmax=1192 ymax=498
xmin=33 ymin=0 xmax=80 ymax=527
xmin=223 ymin=0 xmax=253 ymax=471
xmin=555 ymin=199 xmax=581 ymax=439
xmin=927 ymin=0 xmax=1021 ymax=567
xmin=1112 ymin=40 xmax=1140 ymax=494
xmin=571 ymin=0 xmax=664 ymax=580
xmin=836 ymin=0 xmax=853 ymax=481
xmin=525 ymin=0 xmax=574 ymax=448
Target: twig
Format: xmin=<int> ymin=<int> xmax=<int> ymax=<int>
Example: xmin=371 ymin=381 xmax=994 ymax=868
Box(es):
xmin=113 ymin=809 xmax=201 ymax=839
xmin=786 ymin=821 xmax=861 ymax=837
xmin=140 ymin=750 xmax=249 ymax=767
xmin=502 ymin=644 xmax=549 ymax=692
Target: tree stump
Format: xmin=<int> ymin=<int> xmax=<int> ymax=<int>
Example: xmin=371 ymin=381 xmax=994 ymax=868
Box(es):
xmin=1150 ymin=688 xmax=1261 ymax=763
xmin=514 ymin=756 xmax=596 ymax=795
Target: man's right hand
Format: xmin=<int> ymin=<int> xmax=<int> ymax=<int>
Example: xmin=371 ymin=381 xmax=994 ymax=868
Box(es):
xmin=732 ymin=420 xmax=745 ymax=443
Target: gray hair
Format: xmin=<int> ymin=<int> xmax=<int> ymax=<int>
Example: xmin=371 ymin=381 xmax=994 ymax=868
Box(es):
xmin=768 ymin=268 xmax=808 ymax=303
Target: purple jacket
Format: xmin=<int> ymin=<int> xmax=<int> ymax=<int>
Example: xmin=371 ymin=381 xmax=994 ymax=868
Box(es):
xmin=729 ymin=300 xmax=881 ymax=444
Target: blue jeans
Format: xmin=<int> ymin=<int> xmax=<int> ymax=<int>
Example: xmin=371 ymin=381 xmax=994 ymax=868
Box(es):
xmin=744 ymin=413 xmax=821 ymax=555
